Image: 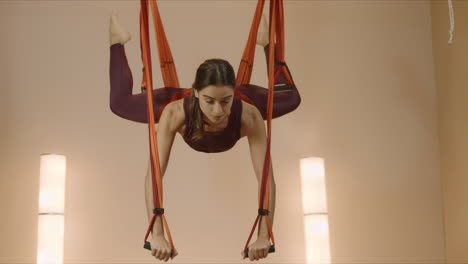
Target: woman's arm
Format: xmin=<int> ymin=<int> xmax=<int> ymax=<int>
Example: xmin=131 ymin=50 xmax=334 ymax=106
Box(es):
xmin=144 ymin=101 xmax=184 ymax=236
xmin=244 ymin=103 xmax=277 ymax=239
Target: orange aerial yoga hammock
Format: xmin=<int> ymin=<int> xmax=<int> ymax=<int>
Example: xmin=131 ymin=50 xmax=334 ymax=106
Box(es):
xmin=139 ymin=0 xmax=294 ymax=259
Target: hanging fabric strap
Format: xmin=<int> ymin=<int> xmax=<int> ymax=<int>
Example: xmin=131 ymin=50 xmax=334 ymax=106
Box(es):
xmin=236 ymin=0 xmax=293 ymax=88
xmin=235 ymin=0 xmax=265 ymax=87
xmin=139 ymin=0 xmax=178 ymax=256
xmin=140 ymin=0 xmax=180 ymax=89
xmin=239 ymin=0 xmax=292 ymax=258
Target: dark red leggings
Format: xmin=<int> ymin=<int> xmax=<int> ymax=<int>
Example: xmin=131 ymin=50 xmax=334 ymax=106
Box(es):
xmin=109 ymin=43 xmax=301 ymax=123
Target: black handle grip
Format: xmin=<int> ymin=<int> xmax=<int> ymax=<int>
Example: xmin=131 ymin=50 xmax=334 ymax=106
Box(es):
xmin=243 ymin=244 xmax=275 ymax=258
xmin=144 ymin=241 xmax=152 ymax=251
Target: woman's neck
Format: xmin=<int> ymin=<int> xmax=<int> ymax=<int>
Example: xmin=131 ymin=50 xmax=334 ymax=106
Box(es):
xmin=203 ymin=115 xmax=229 ymax=132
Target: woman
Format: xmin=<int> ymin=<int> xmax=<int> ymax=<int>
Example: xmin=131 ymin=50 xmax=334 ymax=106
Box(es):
xmin=109 ymin=10 xmax=300 ymax=262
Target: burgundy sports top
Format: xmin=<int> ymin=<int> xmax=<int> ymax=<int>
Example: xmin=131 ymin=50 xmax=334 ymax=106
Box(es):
xmin=182 ymin=95 xmax=243 ymax=153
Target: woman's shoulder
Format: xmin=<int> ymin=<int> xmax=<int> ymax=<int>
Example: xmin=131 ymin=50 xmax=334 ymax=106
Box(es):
xmin=240 ymin=100 xmax=263 ymax=137
xmin=164 ymin=97 xmax=185 ymax=114
xmin=160 ymin=98 xmax=186 ymax=133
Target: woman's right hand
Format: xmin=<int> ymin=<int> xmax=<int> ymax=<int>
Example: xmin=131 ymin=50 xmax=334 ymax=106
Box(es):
xmin=109 ymin=10 xmax=132 ymax=46
xmin=149 ymin=235 xmax=178 ymax=262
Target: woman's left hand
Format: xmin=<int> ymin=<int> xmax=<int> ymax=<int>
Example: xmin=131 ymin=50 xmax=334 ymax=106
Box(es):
xmin=241 ymin=237 xmax=272 ymax=261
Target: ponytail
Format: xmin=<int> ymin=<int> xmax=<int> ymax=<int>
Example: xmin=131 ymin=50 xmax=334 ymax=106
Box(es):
xmin=189 ymin=92 xmax=205 ymax=141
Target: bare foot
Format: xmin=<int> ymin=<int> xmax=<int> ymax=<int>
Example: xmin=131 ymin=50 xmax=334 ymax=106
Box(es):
xmin=256 ymin=13 xmax=269 ymax=47
xmin=109 ymin=10 xmax=132 ymax=46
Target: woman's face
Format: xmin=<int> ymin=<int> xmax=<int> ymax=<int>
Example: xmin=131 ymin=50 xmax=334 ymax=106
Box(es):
xmin=195 ymin=85 xmax=234 ymax=125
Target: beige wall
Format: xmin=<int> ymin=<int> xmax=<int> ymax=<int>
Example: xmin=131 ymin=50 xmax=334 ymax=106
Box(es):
xmin=0 ymin=1 xmax=446 ymax=263
xmin=431 ymin=1 xmax=468 ymax=263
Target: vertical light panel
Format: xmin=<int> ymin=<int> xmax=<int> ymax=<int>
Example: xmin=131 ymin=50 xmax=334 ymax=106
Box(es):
xmin=37 ymin=215 xmax=64 ymax=263
xmin=300 ymin=157 xmax=330 ymax=264
xmin=37 ymin=154 xmax=66 ymax=264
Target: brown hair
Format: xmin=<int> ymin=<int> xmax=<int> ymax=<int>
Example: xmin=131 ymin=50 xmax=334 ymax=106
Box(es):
xmin=189 ymin=58 xmax=236 ymax=141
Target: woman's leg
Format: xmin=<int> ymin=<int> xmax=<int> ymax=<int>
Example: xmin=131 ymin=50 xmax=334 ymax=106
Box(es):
xmin=236 ymin=43 xmax=301 ymax=120
xmin=109 ymin=43 xmax=184 ymax=124
xmin=109 ymin=11 xmax=183 ymax=124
